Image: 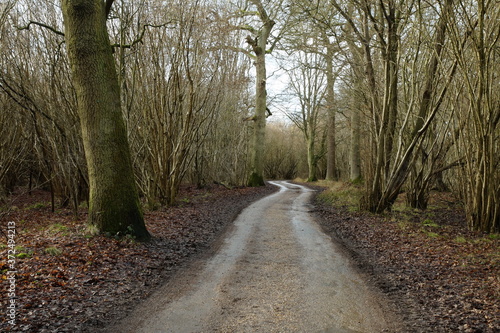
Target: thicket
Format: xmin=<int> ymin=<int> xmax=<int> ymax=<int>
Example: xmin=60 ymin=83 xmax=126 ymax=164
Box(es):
xmin=0 ymin=0 xmax=498 ymax=233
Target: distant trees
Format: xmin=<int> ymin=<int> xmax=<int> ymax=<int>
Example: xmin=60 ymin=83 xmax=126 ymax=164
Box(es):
xmin=263 ymin=123 xmax=300 ymax=180
xmin=285 ymin=0 xmax=498 ymax=232
xmin=282 ymin=49 xmax=327 ymax=182
xmin=0 ymin=0 xmax=254 ymax=232
xmin=123 ymin=1 xmax=246 ymax=205
xmin=297 ymin=0 xmax=457 ymax=212
xmin=0 ymin=1 xmax=19 ymax=198
xmin=1 ymin=1 xmax=85 ymax=213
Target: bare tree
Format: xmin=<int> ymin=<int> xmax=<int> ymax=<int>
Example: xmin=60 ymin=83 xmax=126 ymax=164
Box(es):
xmin=239 ymin=0 xmax=277 ymax=186
xmin=449 ymin=0 xmax=500 ymax=232
xmin=263 ymin=123 xmax=300 ymax=180
xmin=1 ymin=1 xmax=88 ymax=214
xmin=282 ymin=48 xmax=327 ymax=182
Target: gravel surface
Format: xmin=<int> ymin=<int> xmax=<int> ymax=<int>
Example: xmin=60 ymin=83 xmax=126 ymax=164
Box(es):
xmin=110 ymin=181 xmax=401 ymax=333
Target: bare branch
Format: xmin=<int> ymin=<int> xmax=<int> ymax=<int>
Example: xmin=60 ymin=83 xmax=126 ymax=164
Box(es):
xmin=111 ymin=22 xmax=174 ymax=49
xmin=249 ymin=0 xmax=270 ymax=23
xmin=221 ymin=45 xmax=255 ymax=59
xmin=17 ymin=21 xmax=64 ymax=36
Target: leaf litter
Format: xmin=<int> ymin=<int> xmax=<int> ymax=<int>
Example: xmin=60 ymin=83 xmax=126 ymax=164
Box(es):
xmin=313 ymin=189 xmax=499 ymax=333
xmin=1 ymin=184 xmax=277 ymax=332
xmin=2 ymin=185 xmax=498 ymax=332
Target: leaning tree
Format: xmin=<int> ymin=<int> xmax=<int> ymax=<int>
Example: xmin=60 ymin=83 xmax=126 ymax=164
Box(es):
xmin=61 ymin=0 xmax=149 ymax=240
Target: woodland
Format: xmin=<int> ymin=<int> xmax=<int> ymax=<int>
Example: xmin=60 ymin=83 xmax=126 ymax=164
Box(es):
xmin=0 ymin=0 xmax=499 ymax=235
xmin=0 ymin=0 xmax=499 ymax=331
xmin=0 ymin=0 xmax=499 ymax=236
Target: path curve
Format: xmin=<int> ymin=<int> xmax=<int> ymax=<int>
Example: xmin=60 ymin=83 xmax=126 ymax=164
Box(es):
xmin=111 ymin=181 xmax=399 ymax=333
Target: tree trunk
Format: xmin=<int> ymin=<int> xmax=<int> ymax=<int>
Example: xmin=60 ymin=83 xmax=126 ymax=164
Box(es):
xmin=371 ymin=0 xmax=454 ymax=213
xmin=325 ymin=44 xmax=337 ymax=181
xmin=61 ymin=0 xmax=150 ymax=241
xmin=460 ymin=0 xmax=500 ymax=233
xmin=344 ymin=25 xmax=364 ymax=183
xmin=246 ymin=1 xmax=275 ymax=187
xmin=350 ymin=105 xmax=361 ymax=182
xmin=306 ymin=132 xmax=317 ymax=182
xmin=248 ymin=47 xmax=267 ymax=186
xmin=368 ymin=3 xmax=400 ymax=212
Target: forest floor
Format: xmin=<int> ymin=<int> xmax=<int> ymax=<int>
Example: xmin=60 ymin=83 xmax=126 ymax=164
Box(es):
xmin=0 ymin=182 xmax=499 ymax=332
xmin=312 ymin=182 xmax=499 ymax=333
xmin=0 ymin=184 xmax=277 ymax=332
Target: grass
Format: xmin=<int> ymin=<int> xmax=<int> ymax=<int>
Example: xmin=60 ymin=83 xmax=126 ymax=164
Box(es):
xmin=454 ymin=236 xmax=468 ymax=243
xmin=26 ymin=202 xmax=48 ymax=210
xmin=488 ymin=233 xmax=500 ymax=240
xmin=44 ymin=247 xmax=63 ymax=256
xmin=14 ymin=246 xmax=33 ymax=259
xmin=397 ymin=220 xmax=412 ymax=231
xmin=422 ymin=219 xmax=440 ymax=228
xmin=424 ymin=231 xmax=440 ymax=238
xmin=45 ymin=223 xmax=69 ymax=236
xmin=315 ymin=181 xmax=364 ymax=212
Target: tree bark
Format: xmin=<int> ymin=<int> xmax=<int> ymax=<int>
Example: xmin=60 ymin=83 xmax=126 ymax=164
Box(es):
xmin=61 ymin=0 xmax=150 ymax=240
xmin=350 ymin=103 xmax=361 ymax=182
xmin=248 ymin=45 xmax=268 ymax=186
xmin=306 ymin=131 xmax=317 ymax=182
xmin=325 ymin=44 xmax=337 ymax=181
xmin=247 ymin=1 xmax=275 ymax=187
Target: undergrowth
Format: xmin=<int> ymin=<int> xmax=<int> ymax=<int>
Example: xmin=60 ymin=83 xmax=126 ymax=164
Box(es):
xmin=314 ymin=181 xmax=364 ymax=212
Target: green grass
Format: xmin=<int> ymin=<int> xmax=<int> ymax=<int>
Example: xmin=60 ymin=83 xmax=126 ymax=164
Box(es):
xmin=454 ymin=236 xmax=468 ymax=243
xmin=14 ymin=246 xmax=33 ymax=258
xmin=316 ymin=181 xmax=363 ymax=212
xmin=44 ymin=247 xmax=63 ymax=256
xmin=424 ymin=231 xmax=440 ymax=238
xmin=397 ymin=220 xmax=412 ymax=231
xmin=422 ymin=219 xmax=440 ymax=228
xmin=48 ymin=223 xmax=68 ymax=231
xmin=26 ymin=202 xmax=48 ymax=210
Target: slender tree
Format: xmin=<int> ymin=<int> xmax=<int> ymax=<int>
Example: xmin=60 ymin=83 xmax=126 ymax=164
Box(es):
xmin=450 ymin=0 xmax=500 ymax=233
xmin=284 ymin=49 xmax=327 ymax=182
xmin=325 ymin=42 xmax=338 ymax=181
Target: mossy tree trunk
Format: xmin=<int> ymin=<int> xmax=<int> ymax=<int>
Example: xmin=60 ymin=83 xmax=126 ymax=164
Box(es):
xmin=61 ymin=0 xmax=150 ymax=241
xmin=246 ymin=0 xmax=275 ymax=187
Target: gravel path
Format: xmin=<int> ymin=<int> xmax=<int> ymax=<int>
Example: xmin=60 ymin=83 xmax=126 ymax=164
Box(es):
xmin=110 ymin=181 xmax=400 ymax=333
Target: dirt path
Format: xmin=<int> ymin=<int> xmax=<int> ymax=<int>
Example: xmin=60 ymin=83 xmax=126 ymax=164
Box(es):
xmin=110 ymin=181 xmax=400 ymax=333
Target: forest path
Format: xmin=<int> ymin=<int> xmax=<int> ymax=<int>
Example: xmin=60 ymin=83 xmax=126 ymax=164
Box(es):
xmin=111 ymin=181 xmax=399 ymax=333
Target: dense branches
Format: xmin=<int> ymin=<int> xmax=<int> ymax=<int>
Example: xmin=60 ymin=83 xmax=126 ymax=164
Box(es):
xmin=0 ymin=0 xmax=498 ymax=233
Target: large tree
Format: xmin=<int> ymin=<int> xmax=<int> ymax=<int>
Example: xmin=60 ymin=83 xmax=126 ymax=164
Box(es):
xmin=244 ymin=0 xmax=276 ymax=186
xmin=61 ymin=0 xmax=150 ymax=240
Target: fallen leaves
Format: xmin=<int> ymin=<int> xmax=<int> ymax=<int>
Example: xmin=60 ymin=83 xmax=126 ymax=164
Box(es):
xmin=314 ymin=190 xmax=500 ymax=333
xmin=0 ymin=185 xmax=277 ymax=332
